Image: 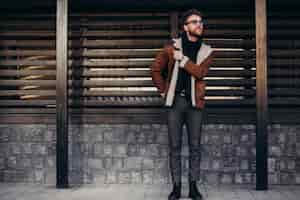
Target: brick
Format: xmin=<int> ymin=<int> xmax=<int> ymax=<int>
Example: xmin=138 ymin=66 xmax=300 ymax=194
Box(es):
xmin=45 ymin=168 xmax=55 ymax=185
xmin=235 ymin=146 xmax=249 ymax=157
xmin=88 ymin=158 xmax=103 ymax=169
xmin=113 ymin=144 xmax=127 ymax=157
xmin=1 ymin=123 xmax=300 ymax=186
xmin=295 ymin=173 xmax=300 ymax=184
xmin=84 ymin=125 xmax=103 ymax=142
xmin=118 ymin=170 xmax=131 ymax=184
xmin=105 ymin=170 xmax=117 ymax=184
xmin=235 ymin=173 xmax=253 ymax=184
xmin=83 ymin=169 xmax=93 ymax=184
xmin=155 ymin=158 xmax=168 ymax=170
xmin=159 ymin=145 xmax=169 ymax=157
xmin=10 ymin=143 xmax=21 ymax=154
xmin=145 ymin=131 xmax=156 ymax=143
xmin=269 ymin=145 xmax=282 ymax=157
xmin=103 ymin=144 xmax=113 ymax=156
xmin=220 ymin=173 xmax=233 ymax=184
xmin=92 ymin=169 xmax=106 ymax=184
xmin=22 ymin=125 xmax=46 ymax=142
xmin=136 ymin=132 xmax=147 ymax=144
xmin=156 ymin=132 xmax=168 ymax=144
xmin=0 ymin=157 xmax=4 ymax=169
xmin=17 ymin=157 xmax=31 ymax=169
xmin=0 ymin=126 xmax=10 ymax=142
xmin=268 ymin=158 xmax=276 ymax=172
xmin=7 ymin=156 xmax=17 ymax=168
xmin=31 ymin=143 xmax=47 ymax=155
xmin=131 ymin=170 xmax=142 ymax=184
xmin=280 ymin=172 xmax=295 ymax=184
xmin=44 ymin=129 xmax=55 ymax=142
xmin=93 ymin=142 xmax=104 ymax=157
xmin=142 ymin=170 xmax=153 ymax=184
xmin=124 ymin=157 xmax=142 ymax=170
xmin=103 ymin=157 xmax=113 ymax=169
xmin=125 ymin=131 xmax=136 ymax=144
xmin=69 ymin=170 xmax=84 ymax=184
xmin=240 ymin=159 xmax=249 ymax=171
xmin=212 ymin=159 xmax=222 ymax=170
xmin=46 ymin=156 xmax=55 ymax=168
xmin=142 ymin=158 xmax=154 ymax=169
xmin=153 ymin=169 xmax=168 ymax=184
xmin=205 ymin=172 xmax=219 ymax=184
xmin=200 ymin=158 xmax=209 ymax=170
xmin=34 ymin=169 xmax=45 ymax=183
xmin=127 ymin=144 xmax=138 ymax=156
xmin=111 ymin=157 xmax=124 ymax=170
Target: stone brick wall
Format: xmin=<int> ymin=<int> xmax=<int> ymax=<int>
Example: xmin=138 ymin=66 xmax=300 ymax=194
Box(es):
xmin=0 ymin=124 xmax=299 ymax=185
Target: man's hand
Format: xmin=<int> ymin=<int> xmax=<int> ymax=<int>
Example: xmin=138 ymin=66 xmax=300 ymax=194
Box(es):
xmin=160 ymin=93 xmax=166 ymax=98
xmin=173 ymin=50 xmax=184 ymax=61
xmin=173 ymin=49 xmax=190 ymax=69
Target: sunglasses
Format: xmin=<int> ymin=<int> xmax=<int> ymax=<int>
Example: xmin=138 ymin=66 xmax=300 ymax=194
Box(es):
xmin=184 ymin=20 xmax=204 ymax=26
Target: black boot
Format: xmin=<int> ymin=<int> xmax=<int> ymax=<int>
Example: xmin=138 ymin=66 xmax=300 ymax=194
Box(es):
xmin=168 ymin=182 xmax=181 ymax=200
xmin=188 ymin=181 xmax=203 ymax=200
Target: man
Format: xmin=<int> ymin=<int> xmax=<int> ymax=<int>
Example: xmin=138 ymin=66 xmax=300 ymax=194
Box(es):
xmin=151 ymin=9 xmax=215 ymax=200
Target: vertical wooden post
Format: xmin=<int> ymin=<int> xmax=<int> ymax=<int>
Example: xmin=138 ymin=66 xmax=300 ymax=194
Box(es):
xmin=255 ymin=0 xmax=268 ymax=190
xmin=170 ymin=12 xmax=179 ymax=38
xmin=56 ymin=0 xmax=69 ymax=188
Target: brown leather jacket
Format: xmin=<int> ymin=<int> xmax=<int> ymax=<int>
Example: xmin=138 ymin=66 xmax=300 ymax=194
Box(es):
xmin=151 ymin=37 xmax=215 ymax=109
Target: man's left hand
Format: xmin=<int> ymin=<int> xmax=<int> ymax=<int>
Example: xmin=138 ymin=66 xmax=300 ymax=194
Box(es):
xmin=173 ymin=50 xmax=184 ymax=61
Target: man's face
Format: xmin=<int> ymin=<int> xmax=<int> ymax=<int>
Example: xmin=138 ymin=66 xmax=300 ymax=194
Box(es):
xmin=183 ymin=14 xmax=204 ymax=37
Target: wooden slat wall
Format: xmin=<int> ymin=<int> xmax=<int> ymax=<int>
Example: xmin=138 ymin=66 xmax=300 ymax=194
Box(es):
xmin=267 ymin=10 xmax=300 ymax=124
xmin=192 ymin=12 xmax=256 ymax=123
xmin=0 ymin=13 xmax=56 ymax=123
xmin=0 ymin=9 xmax=298 ymax=124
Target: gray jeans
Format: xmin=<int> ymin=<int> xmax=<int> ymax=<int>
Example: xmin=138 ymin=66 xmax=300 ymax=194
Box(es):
xmin=167 ymin=93 xmax=204 ymax=183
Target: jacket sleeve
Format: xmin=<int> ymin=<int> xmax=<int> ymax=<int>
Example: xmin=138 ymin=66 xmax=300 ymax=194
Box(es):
xmin=150 ymin=47 xmax=169 ymax=94
xmin=179 ymin=50 xmax=216 ymax=80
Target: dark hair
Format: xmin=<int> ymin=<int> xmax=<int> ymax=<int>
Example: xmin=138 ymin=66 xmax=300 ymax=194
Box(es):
xmin=180 ymin=9 xmax=204 ymax=28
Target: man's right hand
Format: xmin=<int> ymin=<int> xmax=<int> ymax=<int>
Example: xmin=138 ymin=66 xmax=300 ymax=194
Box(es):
xmin=160 ymin=93 xmax=166 ymax=98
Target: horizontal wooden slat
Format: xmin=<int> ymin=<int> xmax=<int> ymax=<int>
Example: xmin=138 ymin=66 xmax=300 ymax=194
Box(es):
xmin=0 ymin=30 xmax=256 ymax=38
xmin=0 ymin=39 xmax=168 ymax=48
xmin=0 ymin=59 xmax=257 ymax=68
xmin=0 ymin=49 xmax=258 ymax=58
xmin=0 ymin=100 xmax=55 ymax=106
xmin=0 ymin=30 xmax=169 ymax=37
xmin=1 ymin=59 xmax=299 ymax=68
xmin=1 ymin=88 xmax=299 ymax=98
xmin=0 ymin=98 xmax=257 ymax=107
xmin=0 ymin=69 xmax=257 ymax=78
xmin=1 ymin=49 xmax=298 ymax=59
xmin=0 ymin=19 xmax=169 ymax=27
xmin=0 ymin=79 xmax=257 ymax=87
xmin=269 ymin=49 xmax=300 ymax=58
xmin=0 ymin=39 xmax=257 ymax=48
xmin=0 ymin=108 xmax=56 ymax=114
xmin=0 ymin=49 xmax=161 ymax=57
xmin=0 ymin=89 xmax=256 ymax=97
xmin=1 ymin=98 xmax=298 ymax=108
xmin=0 ymin=107 xmax=257 ymax=115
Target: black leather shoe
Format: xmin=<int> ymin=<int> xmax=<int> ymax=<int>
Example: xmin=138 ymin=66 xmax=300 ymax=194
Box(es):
xmin=188 ymin=181 xmax=203 ymax=200
xmin=168 ymin=182 xmax=181 ymax=200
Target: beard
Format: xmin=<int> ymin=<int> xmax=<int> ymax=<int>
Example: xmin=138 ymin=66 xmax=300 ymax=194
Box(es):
xmin=188 ymin=29 xmax=203 ymax=40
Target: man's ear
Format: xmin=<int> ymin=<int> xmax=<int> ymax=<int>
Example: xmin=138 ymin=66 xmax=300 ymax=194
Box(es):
xmin=183 ymin=25 xmax=188 ymax=32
